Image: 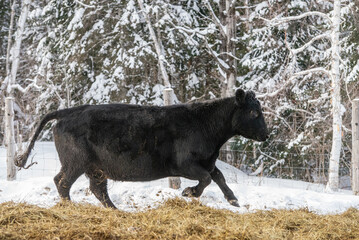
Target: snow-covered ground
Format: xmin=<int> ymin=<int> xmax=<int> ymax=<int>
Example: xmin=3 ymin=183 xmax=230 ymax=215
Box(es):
xmin=1 ymin=142 xmax=359 ymax=214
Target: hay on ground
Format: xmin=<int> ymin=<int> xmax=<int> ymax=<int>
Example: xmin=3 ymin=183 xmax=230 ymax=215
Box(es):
xmin=0 ymin=198 xmax=359 ymax=239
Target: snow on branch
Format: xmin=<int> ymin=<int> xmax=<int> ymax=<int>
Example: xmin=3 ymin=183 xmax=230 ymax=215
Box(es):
xmin=0 ymin=76 xmax=9 ymax=92
xmin=257 ymin=147 xmax=285 ymax=172
xmin=256 ymin=78 xmax=295 ymax=99
xmin=203 ymin=38 xmax=230 ymax=70
xmin=262 ymin=108 xmax=294 ymax=133
xmin=172 ymin=24 xmax=232 ymax=72
xmin=173 ymin=25 xmax=208 ymax=37
xmin=10 ymin=79 xmax=41 ymax=94
xmin=257 ymin=67 xmax=330 ymax=99
xmin=204 ymin=0 xmax=226 ymax=38
xmin=261 ymin=11 xmax=332 ymax=25
xmin=229 ymin=0 xmax=237 ymax=10
xmin=217 ymin=52 xmax=241 ymax=61
xmin=346 ymin=61 xmax=359 ymax=83
xmin=289 ymin=67 xmax=330 ymax=81
xmin=75 ymin=0 xmax=96 ymax=9
xmin=137 ymin=0 xmax=170 ymax=88
xmin=289 ymin=32 xmax=331 ymax=55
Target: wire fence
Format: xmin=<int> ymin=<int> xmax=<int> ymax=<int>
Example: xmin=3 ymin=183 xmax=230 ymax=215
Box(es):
xmin=0 ymin=142 xmax=352 ymax=191
xmin=0 ymin=142 xmax=60 ymax=181
xmin=218 ymin=148 xmax=351 ymax=190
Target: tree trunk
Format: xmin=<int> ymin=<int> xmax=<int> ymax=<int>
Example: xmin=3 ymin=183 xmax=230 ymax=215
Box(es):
xmin=7 ymin=0 xmax=30 ymax=94
xmin=0 ymin=0 xmax=17 ymax=149
xmin=244 ymin=0 xmax=252 ymax=31
xmin=6 ymin=0 xmax=16 ymax=75
xmin=136 ymin=1 xmax=180 ymax=188
xmin=5 ymin=97 xmax=16 ymax=181
xmin=225 ymin=0 xmax=236 ymax=97
xmin=2 ymin=0 xmax=16 ymax=92
xmin=327 ymin=0 xmax=341 ymax=191
xmin=163 ymin=88 xmax=181 ymax=189
xmin=219 ymin=0 xmax=237 ymax=98
xmin=352 ymin=99 xmax=359 ymax=195
xmin=137 ymin=0 xmax=170 ymax=88
xmin=218 ymin=0 xmax=228 ymax=98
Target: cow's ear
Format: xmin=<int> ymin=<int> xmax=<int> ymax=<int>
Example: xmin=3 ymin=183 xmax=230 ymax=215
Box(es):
xmin=235 ymin=89 xmax=246 ymax=106
xmin=247 ymin=91 xmax=256 ymax=99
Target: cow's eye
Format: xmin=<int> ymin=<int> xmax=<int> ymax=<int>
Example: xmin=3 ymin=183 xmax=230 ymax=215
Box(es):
xmin=250 ymin=110 xmax=259 ymax=118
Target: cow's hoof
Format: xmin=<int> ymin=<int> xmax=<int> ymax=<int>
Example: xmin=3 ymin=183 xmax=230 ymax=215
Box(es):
xmin=228 ymin=199 xmax=240 ymax=207
xmin=182 ymin=187 xmax=196 ymax=197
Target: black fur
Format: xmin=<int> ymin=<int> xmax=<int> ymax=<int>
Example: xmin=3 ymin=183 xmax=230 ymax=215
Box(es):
xmin=16 ymin=89 xmax=268 ymax=208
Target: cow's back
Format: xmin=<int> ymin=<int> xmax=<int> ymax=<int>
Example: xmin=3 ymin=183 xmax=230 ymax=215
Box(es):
xmin=53 ymin=104 xmax=194 ymax=181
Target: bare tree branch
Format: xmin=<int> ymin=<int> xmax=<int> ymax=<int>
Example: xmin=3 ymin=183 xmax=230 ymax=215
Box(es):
xmin=262 ymin=108 xmax=294 ymax=133
xmin=204 ymin=0 xmax=226 ymax=38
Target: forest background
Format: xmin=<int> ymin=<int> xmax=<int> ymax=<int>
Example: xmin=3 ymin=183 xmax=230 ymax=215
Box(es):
xmin=0 ymin=0 xmax=358 ymax=186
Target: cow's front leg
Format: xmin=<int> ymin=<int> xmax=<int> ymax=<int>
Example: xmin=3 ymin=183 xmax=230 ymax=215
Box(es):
xmin=181 ymin=165 xmax=212 ymax=198
xmin=210 ymin=166 xmax=239 ymax=207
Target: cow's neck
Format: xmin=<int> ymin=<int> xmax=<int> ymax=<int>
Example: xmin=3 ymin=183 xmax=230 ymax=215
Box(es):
xmin=195 ymin=97 xmax=236 ymax=148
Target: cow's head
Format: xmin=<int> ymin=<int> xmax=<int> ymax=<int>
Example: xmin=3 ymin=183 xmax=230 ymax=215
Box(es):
xmin=232 ymin=89 xmax=269 ymax=142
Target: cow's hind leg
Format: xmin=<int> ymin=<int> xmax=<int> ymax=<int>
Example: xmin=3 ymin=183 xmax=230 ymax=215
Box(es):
xmin=54 ymin=167 xmax=83 ymax=201
xmin=210 ymin=167 xmax=239 ymax=207
xmin=181 ymin=165 xmax=212 ymax=198
xmin=86 ymin=169 xmax=116 ymax=209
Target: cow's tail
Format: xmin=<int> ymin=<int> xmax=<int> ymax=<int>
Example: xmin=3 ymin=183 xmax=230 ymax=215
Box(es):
xmin=15 ymin=111 xmax=60 ymax=169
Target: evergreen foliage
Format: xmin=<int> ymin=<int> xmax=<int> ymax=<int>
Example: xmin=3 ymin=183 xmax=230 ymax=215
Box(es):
xmin=0 ymin=0 xmax=358 ymax=183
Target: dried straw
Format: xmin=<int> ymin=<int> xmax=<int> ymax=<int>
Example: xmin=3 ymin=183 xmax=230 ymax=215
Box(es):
xmin=1 ymin=198 xmax=358 ymax=239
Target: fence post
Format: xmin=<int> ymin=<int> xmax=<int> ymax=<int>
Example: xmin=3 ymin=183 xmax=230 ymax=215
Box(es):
xmin=226 ymin=139 xmax=235 ymax=165
xmin=352 ymin=99 xmax=359 ymax=195
xmin=163 ymin=88 xmax=181 ymax=189
xmin=5 ymin=97 xmax=16 ymax=181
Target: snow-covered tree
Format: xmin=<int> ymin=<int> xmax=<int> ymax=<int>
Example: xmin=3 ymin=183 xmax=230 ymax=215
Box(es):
xmin=237 ymin=0 xmax=358 ymax=188
xmin=0 ymin=0 xmax=357 ymax=188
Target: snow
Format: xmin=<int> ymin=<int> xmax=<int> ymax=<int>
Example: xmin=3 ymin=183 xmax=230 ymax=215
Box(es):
xmin=255 ymin=2 xmax=269 ymax=15
xmin=187 ymin=73 xmax=199 ymax=89
xmin=67 ymin=8 xmax=85 ymax=31
xmin=85 ymin=73 xmax=118 ymax=104
xmin=1 ymin=142 xmax=359 ymax=214
xmin=289 ymin=0 xmax=309 ymax=10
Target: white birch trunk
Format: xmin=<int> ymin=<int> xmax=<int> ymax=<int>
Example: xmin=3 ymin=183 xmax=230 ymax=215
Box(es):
xmin=137 ymin=0 xmax=170 ymax=88
xmin=163 ymin=88 xmax=181 ymax=189
xmin=225 ymin=0 xmax=236 ymax=97
xmin=5 ymin=0 xmax=16 ymax=79
xmin=0 ymin=0 xmax=15 ymax=92
xmin=244 ymin=0 xmax=252 ymax=31
xmin=137 ymin=2 xmax=179 ymax=188
xmin=5 ymin=97 xmax=16 ymax=181
xmin=352 ymin=99 xmax=359 ymax=195
xmin=7 ymin=0 xmax=30 ymax=95
xmin=326 ymin=0 xmax=341 ymax=191
xmin=217 ymin=0 xmax=236 ymax=98
xmin=0 ymin=0 xmax=17 ymax=148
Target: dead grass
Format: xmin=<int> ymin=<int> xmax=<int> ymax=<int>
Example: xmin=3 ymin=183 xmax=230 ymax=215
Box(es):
xmin=1 ymin=198 xmax=359 ymax=240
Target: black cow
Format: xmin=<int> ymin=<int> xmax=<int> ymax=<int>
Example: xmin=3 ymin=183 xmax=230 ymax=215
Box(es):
xmin=16 ymin=89 xmax=268 ymax=208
